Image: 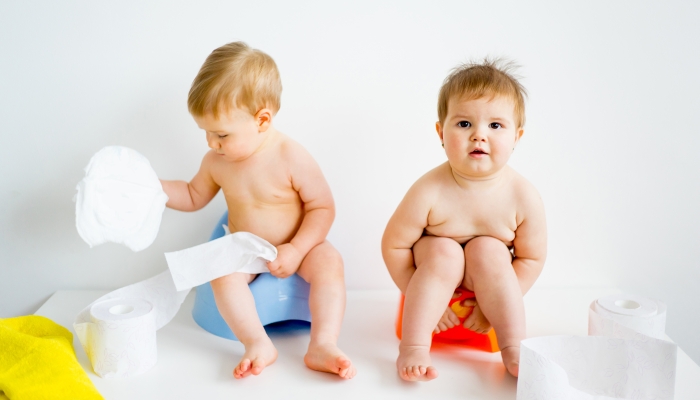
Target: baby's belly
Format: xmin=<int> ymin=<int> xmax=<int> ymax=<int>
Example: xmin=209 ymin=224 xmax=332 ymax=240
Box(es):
xmin=424 ymin=225 xmax=515 ymax=248
xmin=226 ymin=202 xmax=303 ymax=246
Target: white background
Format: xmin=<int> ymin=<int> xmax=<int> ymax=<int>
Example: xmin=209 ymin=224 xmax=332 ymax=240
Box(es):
xmin=1 ymin=1 xmax=698 ymax=363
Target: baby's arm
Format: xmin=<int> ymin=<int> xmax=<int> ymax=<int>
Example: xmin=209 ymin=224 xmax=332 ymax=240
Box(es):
xmin=266 ymin=143 xmax=335 ymax=277
xmin=381 ymin=181 xmax=434 ymax=294
xmin=512 ymin=188 xmax=547 ymax=295
xmin=160 ymin=152 xmax=220 ymax=212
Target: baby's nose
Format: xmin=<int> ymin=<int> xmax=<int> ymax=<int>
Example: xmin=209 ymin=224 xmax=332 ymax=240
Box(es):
xmin=471 ymin=132 xmax=487 ymax=141
xmin=207 ymin=138 xmax=220 ymax=149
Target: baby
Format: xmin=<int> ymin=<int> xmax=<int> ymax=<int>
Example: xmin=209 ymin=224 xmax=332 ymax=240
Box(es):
xmin=381 ymin=59 xmax=547 ymax=380
xmin=160 ymin=42 xmax=355 ymax=380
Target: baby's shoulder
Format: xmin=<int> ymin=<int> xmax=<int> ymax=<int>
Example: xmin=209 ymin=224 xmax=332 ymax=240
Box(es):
xmin=274 ymin=133 xmax=314 ymax=164
xmin=506 ymin=168 xmax=544 ymax=212
xmin=406 ymin=163 xmax=452 ymax=201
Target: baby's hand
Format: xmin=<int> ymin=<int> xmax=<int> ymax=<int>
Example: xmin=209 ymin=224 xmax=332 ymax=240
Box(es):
xmin=267 ymin=243 xmax=303 ymax=278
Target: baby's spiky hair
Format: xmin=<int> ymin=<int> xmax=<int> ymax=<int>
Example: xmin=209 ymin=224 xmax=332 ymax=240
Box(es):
xmin=438 ymin=58 xmax=527 ymax=128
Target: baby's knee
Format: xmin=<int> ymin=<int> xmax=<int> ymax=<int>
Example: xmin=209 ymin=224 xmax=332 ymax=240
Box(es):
xmin=464 ymin=237 xmax=511 ymax=268
xmin=299 ymin=242 xmax=344 ymax=282
xmin=414 ymin=236 xmax=464 ymax=265
xmin=312 ymin=242 xmax=344 ymax=269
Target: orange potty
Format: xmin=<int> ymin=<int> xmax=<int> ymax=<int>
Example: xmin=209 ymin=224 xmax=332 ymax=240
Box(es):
xmin=396 ymin=288 xmax=500 ymax=352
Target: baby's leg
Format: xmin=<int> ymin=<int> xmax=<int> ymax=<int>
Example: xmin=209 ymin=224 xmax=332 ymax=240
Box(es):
xmin=462 ymin=237 xmax=524 ymax=377
xmin=398 ymin=236 xmax=465 ymax=381
xmin=296 ymin=241 xmax=356 ymax=379
xmin=210 ymin=273 xmax=278 ymax=379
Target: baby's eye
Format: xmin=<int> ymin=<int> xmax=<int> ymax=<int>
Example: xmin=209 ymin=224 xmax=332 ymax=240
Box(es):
xmin=458 ymin=121 xmax=471 ymax=128
xmin=217 ymin=134 xmax=228 ymax=139
xmin=489 ymin=122 xmax=502 ymax=129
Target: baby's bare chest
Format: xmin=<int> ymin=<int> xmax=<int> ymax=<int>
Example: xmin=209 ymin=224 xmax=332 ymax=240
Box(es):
xmin=211 ymin=163 xmax=298 ymax=207
xmin=426 ymin=191 xmax=519 ymax=245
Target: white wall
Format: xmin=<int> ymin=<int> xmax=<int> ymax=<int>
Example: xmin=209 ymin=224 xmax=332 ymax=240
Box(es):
xmin=1 ymin=1 xmax=699 ymax=362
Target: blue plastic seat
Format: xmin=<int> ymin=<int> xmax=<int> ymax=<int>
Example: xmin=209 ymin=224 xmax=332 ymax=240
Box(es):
xmin=192 ymin=212 xmax=311 ymax=340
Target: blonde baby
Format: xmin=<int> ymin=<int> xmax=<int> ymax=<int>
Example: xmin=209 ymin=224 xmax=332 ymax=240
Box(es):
xmin=161 ymin=42 xmax=355 ymax=380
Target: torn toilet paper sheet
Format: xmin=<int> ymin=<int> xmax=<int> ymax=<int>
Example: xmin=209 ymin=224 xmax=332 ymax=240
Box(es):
xmin=75 ymin=146 xmax=169 ymax=252
xmin=74 ymin=232 xmax=276 ymax=378
xmin=165 ymin=231 xmax=277 ymax=291
xmin=517 ymin=295 xmax=677 ymax=400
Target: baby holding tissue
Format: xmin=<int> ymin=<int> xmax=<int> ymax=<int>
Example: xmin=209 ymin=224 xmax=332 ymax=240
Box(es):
xmin=382 ymin=59 xmax=547 ymax=380
xmin=160 ymin=42 xmax=355 ymax=380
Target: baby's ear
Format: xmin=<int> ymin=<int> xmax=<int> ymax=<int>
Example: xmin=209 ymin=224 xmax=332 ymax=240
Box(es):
xmin=515 ymin=127 xmax=524 ymax=144
xmin=435 ymin=121 xmax=444 ymax=143
xmin=255 ymin=108 xmax=273 ymax=132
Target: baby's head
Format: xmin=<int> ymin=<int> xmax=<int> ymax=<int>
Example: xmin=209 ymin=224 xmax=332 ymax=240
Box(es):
xmin=436 ymin=59 xmax=527 ymax=178
xmin=188 ymin=42 xmax=282 ymax=161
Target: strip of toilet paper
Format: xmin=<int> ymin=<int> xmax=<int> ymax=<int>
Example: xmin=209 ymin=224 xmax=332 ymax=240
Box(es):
xmin=74 ymin=232 xmax=277 ymax=378
xmin=165 ymin=231 xmax=277 ymax=292
xmin=517 ymin=294 xmax=677 ymax=400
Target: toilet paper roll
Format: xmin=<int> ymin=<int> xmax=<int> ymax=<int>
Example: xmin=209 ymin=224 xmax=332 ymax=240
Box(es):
xmin=589 ymin=294 xmax=667 ymax=340
xmin=74 ymin=298 xmax=157 ymax=378
xmin=74 ymin=231 xmax=278 ymax=378
xmin=518 ymin=294 xmax=677 ymax=400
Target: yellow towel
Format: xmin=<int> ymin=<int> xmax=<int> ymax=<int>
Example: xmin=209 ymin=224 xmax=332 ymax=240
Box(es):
xmin=0 ymin=316 xmax=102 ymax=400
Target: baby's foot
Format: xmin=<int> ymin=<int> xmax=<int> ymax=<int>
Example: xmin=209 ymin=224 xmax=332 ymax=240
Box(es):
xmin=233 ymin=337 xmax=278 ymax=379
xmin=434 ymin=306 xmax=461 ymax=333
xmin=500 ymin=345 xmax=520 ymax=377
xmin=463 ymin=303 xmax=492 ymax=334
xmin=304 ymin=342 xmax=356 ymax=379
xmin=396 ymin=345 xmax=438 ymax=381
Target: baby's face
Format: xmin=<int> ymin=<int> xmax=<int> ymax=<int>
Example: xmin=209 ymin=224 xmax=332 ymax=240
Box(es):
xmin=437 ymin=96 xmax=523 ymax=179
xmin=193 ymin=107 xmax=269 ymax=162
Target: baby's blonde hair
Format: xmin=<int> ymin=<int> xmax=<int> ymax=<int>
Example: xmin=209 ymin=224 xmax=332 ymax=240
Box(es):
xmin=438 ymin=58 xmax=527 ymax=128
xmin=188 ymin=42 xmax=282 ymax=118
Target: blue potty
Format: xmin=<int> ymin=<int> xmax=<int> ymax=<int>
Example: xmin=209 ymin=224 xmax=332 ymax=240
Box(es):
xmin=192 ymin=212 xmax=311 ymax=340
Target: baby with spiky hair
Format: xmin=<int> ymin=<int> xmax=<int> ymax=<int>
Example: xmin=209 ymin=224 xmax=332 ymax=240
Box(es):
xmin=382 ymin=59 xmax=547 ymax=379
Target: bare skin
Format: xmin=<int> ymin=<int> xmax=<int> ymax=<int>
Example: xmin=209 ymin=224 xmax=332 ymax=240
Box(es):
xmin=434 ymin=298 xmax=491 ymax=334
xmin=382 ymin=96 xmax=547 ymax=380
xmin=162 ymin=107 xmax=355 ymax=380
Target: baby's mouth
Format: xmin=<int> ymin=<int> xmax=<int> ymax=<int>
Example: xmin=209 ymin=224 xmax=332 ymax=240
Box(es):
xmin=470 ymin=149 xmax=488 ymax=155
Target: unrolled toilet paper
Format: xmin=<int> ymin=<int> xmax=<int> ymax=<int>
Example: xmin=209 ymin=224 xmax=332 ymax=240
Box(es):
xmin=517 ymin=294 xmax=677 ymax=400
xmin=74 ymin=231 xmax=277 ymax=378
xmin=75 ymin=146 xmax=169 ymax=252
xmin=165 ymin=231 xmax=277 ymax=291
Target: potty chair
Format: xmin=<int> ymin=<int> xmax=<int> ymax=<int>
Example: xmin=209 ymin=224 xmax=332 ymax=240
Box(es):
xmin=192 ymin=212 xmax=311 ymax=340
xmin=396 ymin=288 xmax=500 ymax=352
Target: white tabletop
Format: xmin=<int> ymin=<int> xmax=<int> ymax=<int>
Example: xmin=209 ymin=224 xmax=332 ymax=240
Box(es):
xmin=34 ymin=287 xmax=700 ymax=399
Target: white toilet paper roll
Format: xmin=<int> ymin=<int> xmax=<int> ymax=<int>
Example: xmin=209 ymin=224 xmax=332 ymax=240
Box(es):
xmin=74 ymin=298 xmax=157 ymax=378
xmin=518 ymin=294 xmax=677 ymax=400
xmin=74 ymin=231 xmax=278 ymax=378
xmin=589 ymin=294 xmax=667 ymax=340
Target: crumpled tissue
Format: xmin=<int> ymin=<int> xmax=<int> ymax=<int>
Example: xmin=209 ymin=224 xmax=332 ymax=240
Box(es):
xmin=75 ymin=146 xmax=168 ymax=252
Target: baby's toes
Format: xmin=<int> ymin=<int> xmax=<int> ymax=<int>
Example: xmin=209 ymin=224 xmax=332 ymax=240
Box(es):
xmin=251 ymin=357 xmax=266 ymax=375
xmin=234 ymin=359 xmax=251 ymax=379
xmin=408 ymin=366 xmax=423 ymax=380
